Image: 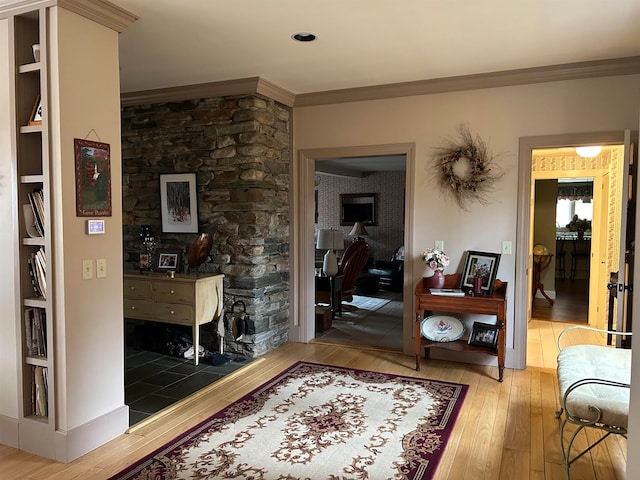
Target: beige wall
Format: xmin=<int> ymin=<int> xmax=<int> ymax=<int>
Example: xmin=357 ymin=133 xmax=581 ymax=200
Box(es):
xmin=533 ymin=179 xmax=557 ymax=290
xmin=0 ymin=17 xmax=20 ymax=441
xmin=49 ymin=7 xmax=125 ymax=434
xmin=294 ymin=75 xmax=640 ymax=354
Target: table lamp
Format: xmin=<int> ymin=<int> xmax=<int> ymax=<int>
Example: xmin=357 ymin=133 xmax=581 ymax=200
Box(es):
xmin=348 ymin=221 xmax=369 ymax=242
xmin=317 ymin=229 xmax=343 ymax=276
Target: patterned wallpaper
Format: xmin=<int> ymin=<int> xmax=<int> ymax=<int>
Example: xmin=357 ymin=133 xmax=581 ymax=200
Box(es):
xmin=315 ymin=170 xmax=405 ymax=262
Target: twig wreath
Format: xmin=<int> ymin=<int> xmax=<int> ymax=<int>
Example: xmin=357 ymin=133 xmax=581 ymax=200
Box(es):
xmin=432 ymin=124 xmax=504 ymax=210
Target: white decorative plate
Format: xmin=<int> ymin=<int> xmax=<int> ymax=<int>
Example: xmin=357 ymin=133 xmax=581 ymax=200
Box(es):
xmin=421 ymin=315 xmax=465 ymax=342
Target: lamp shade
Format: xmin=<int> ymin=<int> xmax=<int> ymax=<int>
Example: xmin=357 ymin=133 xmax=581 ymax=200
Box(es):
xmin=316 ymin=229 xmax=344 ymax=250
xmin=348 ymin=221 xmax=369 ymax=238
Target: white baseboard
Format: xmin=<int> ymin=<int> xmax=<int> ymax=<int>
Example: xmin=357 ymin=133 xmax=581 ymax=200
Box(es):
xmin=535 ymin=289 xmax=557 ymax=300
xmin=0 ymin=414 xmax=19 ymax=448
xmin=55 ymin=405 xmax=129 ymax=463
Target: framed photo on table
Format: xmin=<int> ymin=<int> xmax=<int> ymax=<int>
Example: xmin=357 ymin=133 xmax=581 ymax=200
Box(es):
xmin=460 ymin=250 xmax=501 ymax=295
xmin=160 ymin=173 xmax=198 ymax=233
xmin=468 ymin=321 xmax=500 ymax=350
xmin=155 ymin=249 xmax=182 ymax=272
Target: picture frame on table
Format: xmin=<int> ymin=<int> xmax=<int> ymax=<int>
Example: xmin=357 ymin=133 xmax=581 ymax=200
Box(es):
xmin=160 ymin=173 xmax=198 ymax=233
xmin=468 ymin=321 xmax=500 ymax=350
xmin=155 ymin=249 xmax=183 ymax=272
xmin=459 ymin=250 xmax=501 ymax=295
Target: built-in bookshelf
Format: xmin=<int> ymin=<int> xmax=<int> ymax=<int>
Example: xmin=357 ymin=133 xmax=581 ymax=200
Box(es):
xmin=10 ymin=7 xmax=55 ymax=455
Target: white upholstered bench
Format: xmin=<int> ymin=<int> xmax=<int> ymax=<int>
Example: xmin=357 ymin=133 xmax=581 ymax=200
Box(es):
xmin=555 ymin=325 xmax=631 ymax=479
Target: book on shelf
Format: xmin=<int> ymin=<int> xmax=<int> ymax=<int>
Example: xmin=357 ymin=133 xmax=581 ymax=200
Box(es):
xmin=429 ymin=288 xmax=466 ymax=297
xmin=22 ymin=204 xmax=42 ymax=238
xmin=24 ymin=307 xmax=46 ymax=356
xmin=32 ymin=365 xmax=48 ymax=417
xmin=27 ymin=188 xmax=45 ymax=237
xmin=27 ymin=247 xmax=46 ymax=298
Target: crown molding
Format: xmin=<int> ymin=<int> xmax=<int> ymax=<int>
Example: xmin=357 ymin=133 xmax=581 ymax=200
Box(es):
xmin=58 ymin=0 xmax=137 ymax=32
xmin=0 ymin=0 xmax=137 ymax=31
xmin=294 ymin=56 xmax=640 ymax=107
xmin=120 ymin=77 xmax=262 ymax=107
xmin=120 ymin=56 xmax=640 ymax=108
xmin=121 ymin=77 xmax=296 ymax=108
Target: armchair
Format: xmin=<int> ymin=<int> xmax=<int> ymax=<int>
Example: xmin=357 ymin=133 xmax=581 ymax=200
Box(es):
xmin=368 ymin=246 xmax=404 ymax=292
xmin=316 ymin=240 xmax=370 ymax=315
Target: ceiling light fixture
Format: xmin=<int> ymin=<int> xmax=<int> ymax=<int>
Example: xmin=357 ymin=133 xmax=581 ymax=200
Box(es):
xmin=575 ymin=146 xmax=602 ymax=158
xmin=291 ymin=32 xmax=317 ymax=42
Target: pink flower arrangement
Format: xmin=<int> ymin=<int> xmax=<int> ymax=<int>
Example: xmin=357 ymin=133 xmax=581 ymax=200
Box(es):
xmin=422 ymin=248 xmax=450 ymax=272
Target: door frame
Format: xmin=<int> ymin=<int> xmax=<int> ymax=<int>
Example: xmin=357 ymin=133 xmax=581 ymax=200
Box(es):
xmin=290 ymin=143 xmax=416 ymax=354
xmin=515 ymin=131 xmax=627 ymax=369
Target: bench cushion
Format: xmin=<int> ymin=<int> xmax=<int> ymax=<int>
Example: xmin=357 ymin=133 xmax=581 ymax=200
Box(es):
xmin=557 ymin=345 xmax=631 ymax=428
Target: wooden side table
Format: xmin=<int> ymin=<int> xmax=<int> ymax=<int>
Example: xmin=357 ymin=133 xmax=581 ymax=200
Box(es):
xmin=414 ymin=274 xmax=507 ymax=381
xmin=315 ymin=274 xmax=344 ymax=319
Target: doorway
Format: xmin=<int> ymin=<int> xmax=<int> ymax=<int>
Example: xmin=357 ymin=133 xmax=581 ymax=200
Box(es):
xmin=313 ymin=155 xmax=406 ymax=350
xmin=516 ymin=137 xmax=627 ymax=371
xmin=291 ymin=143 xmax=416 ymax=355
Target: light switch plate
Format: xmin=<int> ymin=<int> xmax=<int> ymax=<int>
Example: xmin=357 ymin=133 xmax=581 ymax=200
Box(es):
xmin=82 ymin=259 xmax=93 ymax=280
xmin=502 ymin=241 xmax=512 ymax=255
xmin=435 ymin=240 xmax=444 ymax=251
xmin=96 ymin=258 xmax=107 ymax=278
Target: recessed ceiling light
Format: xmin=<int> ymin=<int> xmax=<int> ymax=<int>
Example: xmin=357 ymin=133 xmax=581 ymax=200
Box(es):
xmin=575 ymin=146 xmax=602 ymax=158
xmin=291 ymin=32 xmax=317 ymax=42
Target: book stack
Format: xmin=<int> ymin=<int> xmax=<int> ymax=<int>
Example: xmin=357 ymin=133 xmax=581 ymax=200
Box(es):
xmin=31 ymin=365 xmax=48 ymax=417
xmin=27 ymin=188 xmax=45 ymax=237
xmin=27 ymin=247 xmax=46 ymax=298
xmin=24 ymin=307 xmax=47 ymax=357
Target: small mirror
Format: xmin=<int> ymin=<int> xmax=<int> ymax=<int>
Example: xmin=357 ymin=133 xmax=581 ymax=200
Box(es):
xmin=340 ymin=193 xmax=377 ymax=226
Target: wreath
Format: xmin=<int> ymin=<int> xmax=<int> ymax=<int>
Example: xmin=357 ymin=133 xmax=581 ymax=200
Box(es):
xmin=432 ymin=124 xmax=504 ymax=210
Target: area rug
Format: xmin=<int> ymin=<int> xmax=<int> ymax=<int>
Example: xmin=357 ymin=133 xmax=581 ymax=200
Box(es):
xmin=110 ymin=361 xmax=468 ymax=480
xmin=335 ymin=294 xmax=393 ymax=325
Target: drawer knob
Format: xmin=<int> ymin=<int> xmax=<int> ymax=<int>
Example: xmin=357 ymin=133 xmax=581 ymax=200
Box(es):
xmin=129 ymin=286 xmax=135 ymax=290
xmin=170 ymin=310 xmax=175 ymax=315
xmin=131 ymin=306 xmax=136 ymax=310
xmin=170 ymin=289 xmax=175 ymax=294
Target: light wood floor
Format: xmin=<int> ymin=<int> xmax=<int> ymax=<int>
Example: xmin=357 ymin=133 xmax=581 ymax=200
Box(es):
xmin=1 ymin=334 xmax=625 ymax=480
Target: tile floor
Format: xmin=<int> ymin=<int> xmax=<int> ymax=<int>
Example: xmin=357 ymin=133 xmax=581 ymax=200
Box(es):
xmin=125 ymin=347 xmax=251 ymax=426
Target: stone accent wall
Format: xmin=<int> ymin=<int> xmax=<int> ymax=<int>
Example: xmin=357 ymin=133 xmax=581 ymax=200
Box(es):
xmin=121 ymin=95 xmax=291 ymax=358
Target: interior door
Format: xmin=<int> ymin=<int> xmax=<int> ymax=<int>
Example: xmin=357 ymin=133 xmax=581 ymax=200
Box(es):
xmin=613 ymin=130 xmax=637 ymax=347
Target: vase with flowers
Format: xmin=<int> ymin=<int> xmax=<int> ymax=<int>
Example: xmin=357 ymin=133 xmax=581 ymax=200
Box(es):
xmin=422 ymin=248 xmax=450 ymax=289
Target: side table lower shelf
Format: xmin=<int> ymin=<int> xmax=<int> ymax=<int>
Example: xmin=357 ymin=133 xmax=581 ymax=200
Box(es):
xmin=416 ymin=336 xmax=503 ymax=381
xmin=414 ymin=274 xmax=507 ymax=382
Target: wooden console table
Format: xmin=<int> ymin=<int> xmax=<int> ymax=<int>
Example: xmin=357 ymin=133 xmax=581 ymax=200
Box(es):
xmin=414 ymin=274 xmax=507 ymax=381
xmin=123 ymin=272 xmax=224 ymax=365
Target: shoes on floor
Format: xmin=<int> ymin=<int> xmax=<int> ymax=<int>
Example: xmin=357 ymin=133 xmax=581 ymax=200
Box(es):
xmin=183 ymin=344 xmax=205 ymax=359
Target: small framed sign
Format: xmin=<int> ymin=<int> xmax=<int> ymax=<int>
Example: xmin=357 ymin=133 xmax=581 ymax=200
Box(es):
xmin=28 ymin=95 xmax=42 ymax=126
xmin=86 ymin=219 xmax=105 ymax=235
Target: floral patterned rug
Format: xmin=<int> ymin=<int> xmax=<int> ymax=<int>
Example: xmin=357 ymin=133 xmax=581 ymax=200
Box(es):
xmin=110 ymin=361 xmax=467 ymax=480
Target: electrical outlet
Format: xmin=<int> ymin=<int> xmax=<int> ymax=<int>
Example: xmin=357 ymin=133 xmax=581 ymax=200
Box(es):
xmin=82 ymin=259 xmax=94 ymax=280
xmin=502 ymin=241 xmax=512 ymax=255
xmin=435 ymin=240 xmax=444 ymax=251
xmin=96 ymin=258 xmax=107 ymax=278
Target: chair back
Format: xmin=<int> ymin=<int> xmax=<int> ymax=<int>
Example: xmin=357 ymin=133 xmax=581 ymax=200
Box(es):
xmin=338 ymin=240 xmax=370 ymax=293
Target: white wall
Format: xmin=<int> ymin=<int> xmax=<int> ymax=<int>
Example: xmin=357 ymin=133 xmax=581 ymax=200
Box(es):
xmin=293 ymin=74 xmax=640 ymax=474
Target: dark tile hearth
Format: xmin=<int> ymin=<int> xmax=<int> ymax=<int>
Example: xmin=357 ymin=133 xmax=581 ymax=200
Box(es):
xmin=125 ymin=347 xmax=250 ymax=426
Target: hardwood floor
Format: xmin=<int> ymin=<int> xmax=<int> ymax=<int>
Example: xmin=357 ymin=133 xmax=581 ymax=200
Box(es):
xmin=1 ymin=337 xmax=625 ymax=479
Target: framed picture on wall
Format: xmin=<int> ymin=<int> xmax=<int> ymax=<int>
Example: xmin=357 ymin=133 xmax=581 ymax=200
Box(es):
xmin=74 ymin=139 xmax=112 ymax=217
xmin=160 ymin=173 xmax=199 ymax=233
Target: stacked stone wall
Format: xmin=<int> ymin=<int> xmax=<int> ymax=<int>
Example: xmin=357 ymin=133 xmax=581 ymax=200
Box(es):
xmin=121 ymin=95 xmax=290 ymax=357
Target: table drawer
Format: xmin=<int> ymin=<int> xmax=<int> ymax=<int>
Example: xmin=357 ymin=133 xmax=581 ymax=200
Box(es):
xmin=153 ymin=302 xmax=193 ymax=325
xmin=123 ymin=298 xmax=153 ymax=320
xmin=124 ymin=278 xmax=152 ymax=300
xmin=153 ymin=282 xmax=194 ymax=304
